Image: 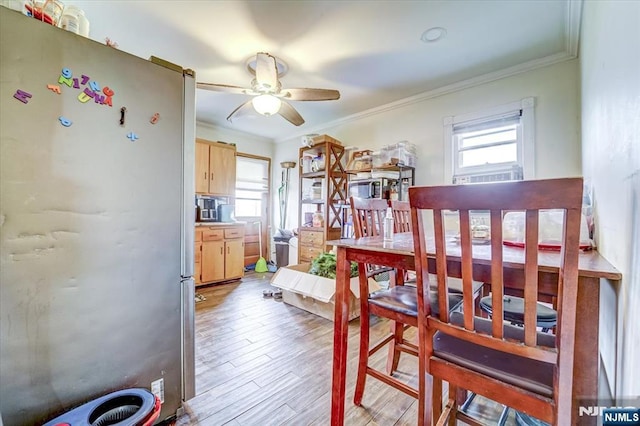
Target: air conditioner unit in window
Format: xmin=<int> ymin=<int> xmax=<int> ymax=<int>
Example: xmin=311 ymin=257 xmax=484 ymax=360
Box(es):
xmin=453 ymin=166 xmax=523 ymax=184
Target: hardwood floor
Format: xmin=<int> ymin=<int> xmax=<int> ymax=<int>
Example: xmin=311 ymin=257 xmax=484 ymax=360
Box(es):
xmin=175 ymin=272 xmax=519 ymax=426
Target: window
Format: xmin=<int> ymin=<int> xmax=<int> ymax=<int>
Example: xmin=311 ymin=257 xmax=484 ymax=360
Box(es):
xmin=444 ymin=97 xmax=535 ymax=184
xmin=235 ymin=155 xmax=269 ymax=217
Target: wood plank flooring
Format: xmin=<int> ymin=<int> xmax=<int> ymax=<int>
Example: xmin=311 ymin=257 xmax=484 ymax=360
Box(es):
xmin=175 ymin=272 xmax=519 ymax=426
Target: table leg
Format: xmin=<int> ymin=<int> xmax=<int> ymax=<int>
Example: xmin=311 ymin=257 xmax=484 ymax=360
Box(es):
xmin=331 ymin=247 xmax=351 ymax=425
xmin=572 ymin=276 xmax=600 ymax=426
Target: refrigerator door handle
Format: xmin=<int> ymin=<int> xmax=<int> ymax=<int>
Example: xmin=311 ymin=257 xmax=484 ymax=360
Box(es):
xmin=181 ymin=278 xmax=195 ymax=401
xmin=181 ymin=72 xmax=196 ymax=278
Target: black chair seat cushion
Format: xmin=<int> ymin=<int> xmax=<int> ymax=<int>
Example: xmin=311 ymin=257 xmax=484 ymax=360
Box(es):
xmin=479 ymin=295 xmax=557 ymax=328
xmin=433 ymin=312 xmax=556 ymax=398
xmin=369 ymin=286 xmax=463 ymax=317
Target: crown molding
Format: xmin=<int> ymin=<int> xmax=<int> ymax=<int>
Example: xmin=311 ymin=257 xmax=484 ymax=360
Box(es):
xmin=275 ymin=50 xmax=576 ymax=143
xmin=196 ymin=120 xmax=275 ymax=144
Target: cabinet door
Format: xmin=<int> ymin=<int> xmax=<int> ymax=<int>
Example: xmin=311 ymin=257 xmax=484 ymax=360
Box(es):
xmin=201 ymin=240 xmax=225 ymax=282
xmin=195 ymin=142 xmax=210 ymax=194
xmin=209 ymin=144 xmax=236 ymax=196
xmin=224 ymin=239 xmax=244 ymax=279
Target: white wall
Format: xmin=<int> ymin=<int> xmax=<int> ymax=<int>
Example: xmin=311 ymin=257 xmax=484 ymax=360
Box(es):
xmin=196 ymin=122 xmax=274 ymax=158
xmin=274 ymin=59 xmax=581 ymax=229
xmin=580 ymin=0 xmax=640 ymax=401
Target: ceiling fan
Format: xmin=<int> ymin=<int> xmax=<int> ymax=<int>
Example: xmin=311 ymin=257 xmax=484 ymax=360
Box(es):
xmin=197 ymin=52 xmax=340 ymax=126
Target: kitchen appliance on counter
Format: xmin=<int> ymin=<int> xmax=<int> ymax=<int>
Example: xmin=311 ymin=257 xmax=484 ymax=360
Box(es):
xmin=196 ymin=195 xmax=219 ymax=222
xmin=217 ymin=204 xmax=236 ymax=223
xmin=0 ymin=8 xmax=196 ymax=425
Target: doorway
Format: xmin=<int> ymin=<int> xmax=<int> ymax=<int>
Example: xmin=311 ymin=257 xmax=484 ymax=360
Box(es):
xmin=233 ymin=153 xmax=271 ymax=267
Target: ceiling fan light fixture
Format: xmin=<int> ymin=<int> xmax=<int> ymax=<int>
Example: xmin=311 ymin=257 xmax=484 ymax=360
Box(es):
xmin=252 ymin=94 xmax=281 ymax=116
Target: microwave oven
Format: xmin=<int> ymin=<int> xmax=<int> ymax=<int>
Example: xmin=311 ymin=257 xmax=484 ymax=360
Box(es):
xmin=348 ymin=179 xmax=382 ymax=199
xmin=196 ymin=196 xmax=218 ymax=222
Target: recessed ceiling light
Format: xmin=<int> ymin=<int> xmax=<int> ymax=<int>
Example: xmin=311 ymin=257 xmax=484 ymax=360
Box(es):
xmin=421 ymin=27 xmax=447 ymax=43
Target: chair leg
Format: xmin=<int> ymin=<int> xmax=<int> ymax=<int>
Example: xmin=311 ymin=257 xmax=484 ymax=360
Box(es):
xmin=386 ymin=320 xmax=404 ymax=375
xmin=353 ymin=309 xmax=371 ymax=406
xmin=418 ymin=370 xmax=434 ymax=426
xmin=433 ymin=377 xmax=443 ymax=423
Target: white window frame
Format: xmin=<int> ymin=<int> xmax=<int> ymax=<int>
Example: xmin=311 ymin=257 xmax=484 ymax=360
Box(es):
xmin=443 ymin=97 xmax=535 ymax=183
xmin=234 ymin=154 xmax=270 ymax=218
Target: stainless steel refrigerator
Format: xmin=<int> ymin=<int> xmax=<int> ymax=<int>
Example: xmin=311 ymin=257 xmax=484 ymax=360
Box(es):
xmin=0 ymin=7 xmax=196 ymax=425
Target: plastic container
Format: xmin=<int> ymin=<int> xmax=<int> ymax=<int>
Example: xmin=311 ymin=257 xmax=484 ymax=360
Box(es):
xmin=388 ymin=141 xmax=417 ymax=167
xmin=60 ymin=5 xmax=88 ymax=36
xmin=29 ymin=0 xmax=64 ymax=26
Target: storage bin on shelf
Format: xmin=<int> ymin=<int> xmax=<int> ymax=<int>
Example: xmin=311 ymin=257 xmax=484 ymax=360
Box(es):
xmin=388 ymin=141 xmax=417 ymax=167
xmin=346 ymin=150 xmax=373 ymax=172
xmin=372 ymin=141 xmax=417 ymax=168
xmin=372 ymin=149 xmax=390 ymax=168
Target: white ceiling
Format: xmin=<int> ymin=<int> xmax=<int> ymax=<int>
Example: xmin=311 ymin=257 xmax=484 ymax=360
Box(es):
xmin=73 ymin=0 xmax=579 ymax=142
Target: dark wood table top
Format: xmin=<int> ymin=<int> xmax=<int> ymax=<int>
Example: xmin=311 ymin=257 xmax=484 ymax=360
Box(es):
xmin=327 ymin=232 xmax=621 ymax=281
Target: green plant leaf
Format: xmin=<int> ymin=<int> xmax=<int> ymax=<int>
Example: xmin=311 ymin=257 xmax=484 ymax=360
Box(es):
xmin=309 ymin=252 xmax=359 ymax=278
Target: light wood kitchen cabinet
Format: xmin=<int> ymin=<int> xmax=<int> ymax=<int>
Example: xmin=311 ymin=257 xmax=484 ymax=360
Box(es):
xmin=195 ymin=224 xmax=244 ymax=285
xmin=202 ymin=240 xmax=225 ymax=282
xmin=195 ymin=142 xmax=210 ymax=194
xmin=195 ymin=138 xmax=236 ymax=196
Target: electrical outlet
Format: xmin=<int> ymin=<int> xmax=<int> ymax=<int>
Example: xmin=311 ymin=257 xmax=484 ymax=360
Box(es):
xmin=151 ymin=378 xmax=164 ymax=403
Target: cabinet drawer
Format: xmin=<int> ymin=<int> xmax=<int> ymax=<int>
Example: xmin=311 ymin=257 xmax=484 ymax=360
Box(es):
xmin=195 ymin=229 xmax=203 ymax=242
xmin=202 ymin=229 xmax=224 ymax=241
xmin=299 ymin=245 xmax=324 ymax=263
xmin=224 ymin=228 xmax=244 ymax=239
xmin=299 ymin=229 xmax=324 ymax=247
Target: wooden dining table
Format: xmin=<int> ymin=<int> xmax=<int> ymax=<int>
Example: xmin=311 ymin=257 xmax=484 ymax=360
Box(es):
xmin=327 ymin=232 xmax=621 ymax=425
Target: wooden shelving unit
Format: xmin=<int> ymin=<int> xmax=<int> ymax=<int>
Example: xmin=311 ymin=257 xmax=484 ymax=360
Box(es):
xmin=298 ymin=138 xmax=348 ymax=263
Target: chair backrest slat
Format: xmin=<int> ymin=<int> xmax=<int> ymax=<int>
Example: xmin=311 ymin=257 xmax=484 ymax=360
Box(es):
xmin=524 ymin=209 xmax=540 ymax=346
xmin=458 ymin=209 xmax=475 ymax=331
xmin=433 ymin=208 xmax=450 ymax=322
xmin=488 ymin=209 xmax=505 ymax=339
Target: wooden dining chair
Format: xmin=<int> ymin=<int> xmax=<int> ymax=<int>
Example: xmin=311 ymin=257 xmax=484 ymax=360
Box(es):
xmin=391 ymin=199 xmax=412 ymax=232
xmin=350 ymin=196 xmax=464 ymax=405
xmin=409 ymin=178 xmax=583 ymax=426
xmin=392 ymin=200 xmax=487 ymax=322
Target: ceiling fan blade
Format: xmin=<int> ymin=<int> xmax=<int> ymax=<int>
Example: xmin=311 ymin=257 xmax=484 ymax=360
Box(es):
xmin=255 ymin=52 xmax=279 ymax=92
xmin=278 ymin=101 xmax=305 ymax=126
xmin=197 ymin=82 xmax=250 ymax=95
xmin=226 ymin=100 xmax=254 ymax=123
xmin=282 ymin=88 xmax=340 ymax=101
